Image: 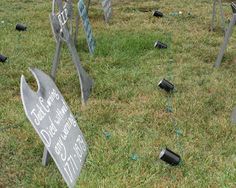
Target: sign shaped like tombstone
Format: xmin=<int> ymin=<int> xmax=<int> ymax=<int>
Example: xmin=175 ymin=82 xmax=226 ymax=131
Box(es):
xmin=214 ymin=2 xmax=236 ymax=67
xmin=50 ymin=0 xmax=93 ymax=104
xmin=102 ymin=0 xmax=112 ymax=23
xmin=211 ymin=0 xmax=225 ymax=32
xmin=78 ymin=0 xmax=96 ymax=54
xmin=231 ymin=106 xmax=236 ymax=124
xmin=77 ymin=0 xmax=111 ymax=23
xmin=21 ymin=68 xmax=88 ymax=188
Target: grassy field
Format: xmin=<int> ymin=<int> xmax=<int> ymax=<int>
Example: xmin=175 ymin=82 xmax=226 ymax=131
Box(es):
xmin=0 ymin=0 xmax=236 ymax=187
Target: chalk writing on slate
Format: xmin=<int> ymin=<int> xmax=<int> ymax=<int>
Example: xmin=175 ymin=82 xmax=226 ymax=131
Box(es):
xmin=78 ymin=0 xmax=96 ymax=54
xmin=21 ymin=68 xmax=88 ymax=188
xmin=102 ymin=0 xmax=112 ymax=23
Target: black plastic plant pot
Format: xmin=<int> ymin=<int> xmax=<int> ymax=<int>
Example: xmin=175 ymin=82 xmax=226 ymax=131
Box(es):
xmin=154 ymin=41 xmax=167 ymax=49
xmin=159 ymin=148 xmax=181 ymax=166
xmin=158 ymin=79 xmax=174 ymax=92
xmin=231 ymin=2 xmax=236 ymax=13
xmin=16 ymin=24 xmax=27 ymax=31
xmin=0 ymin=54 xmax=7 ymax=63
xmin=153 ymin=10 xmax=163 ymax=17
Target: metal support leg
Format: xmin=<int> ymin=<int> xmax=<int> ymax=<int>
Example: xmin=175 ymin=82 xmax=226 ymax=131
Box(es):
xmin=219 ymin=0 xmax=226 ymax=32
xmin=51 ymin=40 xmax=62 ymax=79
xmin=231 ymin=107 xmax=236 ymax=124
xmin=42 ymin=146 xmax=50 ymax=166
xmin=42 ymin=40 xmax=63 ymax=166
xmin=211 ymin=0 xmax=217 ymax=32
xmin=211 ymin=0 xmax=225 ymax=32
xmin=214 ymin=14 xmax=236 ymax=67
xmin=74 ymin=14 xmax=80 ymax=47
xmin=66 ymin=37 xmax=93 ymax=105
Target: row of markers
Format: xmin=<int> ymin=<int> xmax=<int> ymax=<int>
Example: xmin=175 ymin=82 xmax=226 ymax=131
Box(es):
xmin=153 ymin=9 xmax=181 ymax=166
xmin=1 ymin=8 xmax=182 ymax=166
xmin=0 ymin=23 xmax=27 ymax=63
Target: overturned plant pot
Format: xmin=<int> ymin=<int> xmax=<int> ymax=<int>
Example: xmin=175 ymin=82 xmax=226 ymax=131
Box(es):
xmin=154 ymin=41 xmax=167 ymax=49
xmin=0 ymin=54 xmax=8 ymax=63
xmin=16 ymin=23 xmax=27 ymax=31
xmin=159 ymin=148 xmax=181 ymax=166
xmin=158 ymin=79 xmax=175 ymax=92
xmin=153 ymin=10 xmax=163 ymax=17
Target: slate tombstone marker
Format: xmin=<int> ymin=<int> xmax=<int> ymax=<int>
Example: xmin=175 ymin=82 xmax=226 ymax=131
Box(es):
xmin=231 ymin=106 xmax=236 ymax=124
xmin=21 ymin=68 xmax=88 ymax=188
xmin=50 ymin=0 xmax=93 ymax=103
xmin=214 ymin=2 xmax=236 ymax=67
xmin=102 ymin=0 xmax=112 ymax=23
xmin=211 ymin=0 xmax=225 ymax=32
xmin=78 ymin=0 xmax=96 ymax=54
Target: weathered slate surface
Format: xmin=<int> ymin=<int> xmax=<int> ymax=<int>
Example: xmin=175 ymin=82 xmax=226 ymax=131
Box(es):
xmin=21 ymin=68 xmax=88 ymax=188
xmin=102 ymin=0 xmax=112 ymax=23
xmin=50 ymin=0 xmax=93 ymax=104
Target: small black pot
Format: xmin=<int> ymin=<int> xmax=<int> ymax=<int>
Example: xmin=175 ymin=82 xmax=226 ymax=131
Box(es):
xmin=154 ymin=41 xmax=167 ymax=49
xmin=0 ymin=54 xmax=8 ymax=62
xmin=153 ymin=10 xmax=163 ymax=17
xmin=158 ymin=79 xmax=174 ymax=92
xmin=16 ymin=24 xmax=27 ymax=31
xmin=159 ymin=148 xmax=181 ymax=166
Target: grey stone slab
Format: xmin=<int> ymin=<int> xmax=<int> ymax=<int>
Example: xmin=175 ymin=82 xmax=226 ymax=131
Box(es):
xmin=211 ymin=0 xmax=225 ymax=32
xmin=102 ymin=0 xmax=112 ymax=23
xmin=214 ymin=14 xmax=236 ymax=67
xmin=21 ymin=68 xmax=88 ymax=188
xmin=50 ymin=0 xmax=93 ymax=103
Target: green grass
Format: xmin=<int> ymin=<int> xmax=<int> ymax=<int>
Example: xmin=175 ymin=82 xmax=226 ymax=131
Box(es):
xmin=0 ymin=0 xmax=236 ymax=187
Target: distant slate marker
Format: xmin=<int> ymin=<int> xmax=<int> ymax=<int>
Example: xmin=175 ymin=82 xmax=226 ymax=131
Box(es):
xmin=21 ymin=68 xmax=88 ymax=188
xmin=50 ymin=0 xmax=93 ymax=104
xmin=231 ymin=106 xmax=236 ymax=124
xmin=214 ymin=2 xmax=236 ymax=67
xmin=78 ymin=0 xmax=96 ymax=54
xmin=102 ymin=0 xmax=112 ymax=23
xmin=211 ymin=0 xmax=225 ymax=32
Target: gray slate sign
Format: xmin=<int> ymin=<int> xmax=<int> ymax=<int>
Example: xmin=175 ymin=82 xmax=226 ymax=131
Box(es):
xmin=21 ymin=68 xmax=88 ymax=188
xmin=50 ymin=0 xmax=93 ymax=104
xmin=78 ymin=0 xmax=96 ymax=54
xmin=102 ymin=0 xmax=112 ymax=23
xmin=231 ymin=106 xmax=236 ymax=124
